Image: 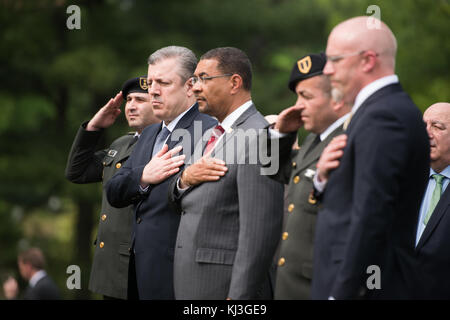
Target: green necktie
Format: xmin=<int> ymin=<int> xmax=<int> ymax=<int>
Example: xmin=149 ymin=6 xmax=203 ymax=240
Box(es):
xmin=424 ymin=174 xmax=445 ymax=225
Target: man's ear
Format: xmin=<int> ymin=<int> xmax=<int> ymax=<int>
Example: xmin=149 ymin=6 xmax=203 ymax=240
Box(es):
xmin=230 ymin=74 xmax=243 ymax=95
xmin=331 ymin=99 xmax=345 ymax=112
xmin=361 ymin=50 xmax=378 ymax=73
xmin=185 ymin=77 xmax=194 ymax=97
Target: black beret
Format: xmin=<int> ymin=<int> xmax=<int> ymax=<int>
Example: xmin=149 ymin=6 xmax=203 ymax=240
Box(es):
xmin=288 ymin=52 xmax=327 ymax=92
xmin=121 ymin=76 xmax=148 ymax=99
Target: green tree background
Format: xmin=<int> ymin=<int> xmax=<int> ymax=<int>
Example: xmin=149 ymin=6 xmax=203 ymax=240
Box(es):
xmin=0 ymin=0 xmax=448 ymax=299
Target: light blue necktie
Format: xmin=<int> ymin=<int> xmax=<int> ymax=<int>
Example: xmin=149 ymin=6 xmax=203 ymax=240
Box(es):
xmin=423 ymin=174 xmax=445 ymax=225
xmin=152 ymin=126 xmax=171 ymax=157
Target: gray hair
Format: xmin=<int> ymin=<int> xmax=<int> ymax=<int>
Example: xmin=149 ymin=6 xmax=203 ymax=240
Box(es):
xmin=147 ymin=46 xmax=197 ymax=83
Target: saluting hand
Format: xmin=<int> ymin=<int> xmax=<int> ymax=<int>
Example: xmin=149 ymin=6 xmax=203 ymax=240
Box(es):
xmin=316 ymin=134 xmax=347 ymax=182
xmin=86 ymin=92 xmax=124 ymax=131
xmin=140 ymin=144 xmax=185 ymax=187
xmin=274 ymin=105 xmax=304 ymax=133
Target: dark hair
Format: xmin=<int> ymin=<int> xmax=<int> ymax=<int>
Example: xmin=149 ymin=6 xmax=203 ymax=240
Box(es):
xmin=18 ymin=248 xmax=46 ymax=270
xmin=200 ymin=47 xmax=252 ymax=91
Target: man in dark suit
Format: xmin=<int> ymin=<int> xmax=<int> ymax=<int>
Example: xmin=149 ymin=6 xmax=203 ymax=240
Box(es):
xmin=168 ymin=47 xmax=284 ymax=300
xmin=17 ymin=248 xmax=61 ymax=300
xmin=414 ymin=102 xmax=450 ymax=299
xmin=106 ymin=46 xmax=216 ymax=299
xmin=65 ymin=76 xmax=158 ymax=299
xmin=268 ymin=53 xmax=351 ymax=299
xmin=312 ymin=16 xmax=429 ymax=299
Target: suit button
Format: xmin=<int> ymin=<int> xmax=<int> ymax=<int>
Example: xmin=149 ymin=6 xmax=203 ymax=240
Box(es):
xmin=292 ymin=162 xmax=296 ymax=168
xmin=115 ymin=163 xmax=122 ymax=169
xmin=137 ymin=217 xmax=142 ymax=224
xmin=99 ymin=241 xmax=104 ymax=248
xmin=128 ymin=247 xmax=131 ymax=253
xmin=293 ymin=176 xmax=300 ymax=184
xmin=282 ymin=232 xmax=288 ymax=240
xmin=102 ymin=161 xmax=106 ymax=166
xmin=288 ymin=204 xmax=294 ymax=212
xmin=101 ymin=214 xmax=107 ymax=221
xmin=278 ymin=257 xmax=285 ymax=266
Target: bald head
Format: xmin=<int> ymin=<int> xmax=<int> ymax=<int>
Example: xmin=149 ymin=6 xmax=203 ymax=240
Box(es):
xmin=329 ymin=16 xmax=397 ymax=71
xmin=323 ymin=16 xmax=399 ymax=105
xmin=423 ymin=102 xmax=450 ymax=172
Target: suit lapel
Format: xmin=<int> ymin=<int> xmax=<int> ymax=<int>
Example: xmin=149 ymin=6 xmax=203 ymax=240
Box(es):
xmin=166 ymin=103 xmax=200 ymax=150
xmin=145 ymin=123 xmax=162 ymax=161
xmin=346 ymin=83 xmax=403 ymax=133
xmin=119 ymin=135 xmax=138 ymax=160
xmin=416 ymin=186 xmax=450 ymax=250
xmin=294 ymin=125 xmax=345 ymax=174
xmin=292 ymin=134 xmax=317 ymax=173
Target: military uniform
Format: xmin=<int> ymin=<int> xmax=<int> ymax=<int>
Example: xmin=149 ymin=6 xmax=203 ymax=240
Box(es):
xmin=65 ymin=76 xmax=150 ymax=299
xmin=66 ymin=123 xmax=136 ymax=299
xmin=273 ymin=128 xmax=343 ymax=299
xmin=270 ymin=53 xmax=346 ymax=299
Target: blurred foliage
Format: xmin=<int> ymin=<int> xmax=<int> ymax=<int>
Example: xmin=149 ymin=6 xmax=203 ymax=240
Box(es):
xmin=0 ymin=0 xmax=448 ymax=299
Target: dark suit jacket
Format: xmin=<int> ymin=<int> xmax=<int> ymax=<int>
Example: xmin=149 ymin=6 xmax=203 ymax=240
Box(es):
xmin=23 ymin=275 xmax=61 ymax=300
xmin=414 ymin=184 xmax=450 ymax=299
xmin=272 ymin=126 xmax=344 ymax=300
xmin=168 ymin=105 xmax=284 ymax=300
xmin=312 ymin=83 xmax=430 ymax=299
xmin=65 ymin=122 xmax=135 ymax=299
xmin=105 ymin=104 xmax=216 ymax=299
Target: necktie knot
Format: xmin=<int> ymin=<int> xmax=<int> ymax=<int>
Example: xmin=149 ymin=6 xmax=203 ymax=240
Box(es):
xmin=204 ymin=125 xmax=225 ymax=155
xmin=432 ymin=173 xmax=445 ymax=185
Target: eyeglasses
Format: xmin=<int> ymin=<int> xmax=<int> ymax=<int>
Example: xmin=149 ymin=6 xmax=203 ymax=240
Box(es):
xmin=326 ymin=50 xmax=378 ymax=63
xmin=190 ymin=74 xmax=233 ymax=85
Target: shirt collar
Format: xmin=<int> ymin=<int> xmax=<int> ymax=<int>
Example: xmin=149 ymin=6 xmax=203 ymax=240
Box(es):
xmin=352 ymin=74 xmax=399 ymax=115
xmin=430 ymin=165 xmax=450 ymax=180
xmin=219 ymin=100 xmax=253 ymax=131
xmin=320 ymin=112 xmax=351 ymax=141
xmin=29 ymin=270 xmax=47 ymax=287
xmin=162 ymin=103 xmax=196 ymax=133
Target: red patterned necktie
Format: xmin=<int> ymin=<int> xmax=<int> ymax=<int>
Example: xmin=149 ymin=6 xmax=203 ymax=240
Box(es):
xmin=203 ymin=125 xmax=225 ymax=155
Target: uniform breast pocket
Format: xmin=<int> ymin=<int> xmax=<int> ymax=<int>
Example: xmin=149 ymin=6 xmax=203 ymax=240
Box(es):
xmin=301 ymin=171 xmax=319 ymax=213
xmin=102 ymin=155 xmax=115 ymax=168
